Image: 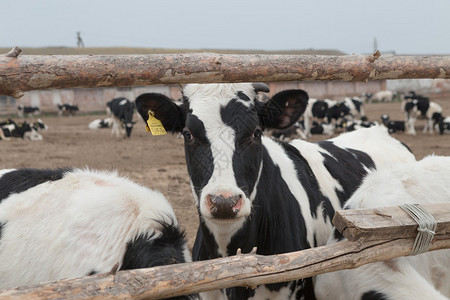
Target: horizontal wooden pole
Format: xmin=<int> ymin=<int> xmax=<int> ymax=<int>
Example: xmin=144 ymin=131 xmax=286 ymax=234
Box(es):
xmin=1 ymin=48 xmax=450 ymax=98
xmin=333 ymin=203 xmax=450 ymax=242
xmin=0 ymin=234 xmax=449 ymax=299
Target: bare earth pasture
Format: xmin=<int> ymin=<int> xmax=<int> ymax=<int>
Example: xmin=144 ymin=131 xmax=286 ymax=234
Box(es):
xmin=1 ymin=95 xmax=449 ymax=249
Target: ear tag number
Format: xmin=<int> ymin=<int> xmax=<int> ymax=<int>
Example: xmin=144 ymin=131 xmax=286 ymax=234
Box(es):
xmin=146 ymin=110 xmax=167 ymax=136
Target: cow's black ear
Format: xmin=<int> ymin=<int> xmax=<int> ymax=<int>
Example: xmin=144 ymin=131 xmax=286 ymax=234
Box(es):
xmin=256 ymin=89 xmax=308 ymax=130
xmin=135 ymin=93 xmax=185 ymax=134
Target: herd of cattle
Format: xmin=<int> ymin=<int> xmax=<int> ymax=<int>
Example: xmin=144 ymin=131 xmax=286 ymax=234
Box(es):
xmin=0 ymin=83 xmax=449 ymax=300
xmin=271 ymin=89 xmax=449 ymax=141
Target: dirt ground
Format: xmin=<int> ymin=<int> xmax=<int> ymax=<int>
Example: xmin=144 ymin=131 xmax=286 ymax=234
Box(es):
xmin=1 ymin=95 xmax=449 ymax=250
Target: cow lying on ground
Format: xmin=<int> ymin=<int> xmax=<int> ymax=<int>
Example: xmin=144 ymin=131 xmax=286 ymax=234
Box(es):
xmin=107 ymin=98 xmax=135 ymax=138
xmin=315 ymin=155 xmax=450 ymax=299
xmin=17 ymin=105 xmax=40 ymax=118
xmin=88 ymin=117 xmax=113 ymax=129
xmin=381 ymin=114 xmax=405 ymax=134
xmin=402 ymin=92 xmax=443 ymax=135
xmin=438 ymin=116 xmax=450 ymax=134
xmin=341 ymin=117 xmax=378 ymax=132
xmin=365 ymin=90 xmax=398 ymax=103
xmin=57 ymin=104 xmax=79 ymax=116
xmin=0 ymin=119 xmax=43 ymax=141
xmin=135 ymin=83 xmax=415 ymax=299
xmin=0 ymin=168 xmax=196 ymax=299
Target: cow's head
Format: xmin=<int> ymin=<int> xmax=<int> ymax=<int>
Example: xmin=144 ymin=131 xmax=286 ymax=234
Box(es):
xmin=136 ymin=83 xmax=308 ymax=225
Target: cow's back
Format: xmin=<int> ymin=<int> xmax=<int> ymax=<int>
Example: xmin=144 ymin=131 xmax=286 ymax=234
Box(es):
xmin=0 ymin=168 xmax=189 ymax=290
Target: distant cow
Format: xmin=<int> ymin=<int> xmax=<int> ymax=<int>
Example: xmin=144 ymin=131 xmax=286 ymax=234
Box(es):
xmin=0 ymin=168 xmax=196 ymax=299
xmin=17 ymin=105 xmax=40 ymax=118
xmin=401 ymin=92 xmax=443 ymax=135
xmin=366 ymin=90 xmax=398 ymax=103
xmin=438 ymin=116 xmax=450 ymax=134
xmin=343 ymin=117 xmax=378 ymax=132
xmin=57 ymin=104 xmax=79 ymax=116
xmin=88 ymin=117 xmax=113 ymax=129
xmin=107 ymin=98 xmax=135 ymax=138
xmin=0 ymin=119 xmax=43 ymax=141
xmin=381 ymin=114 xmax=405 ymax=134
xmin=343 ymin=97 xmax=365 ymax=119
xmin=302 ymin=98 xmax=349 ymax=138
xmin=315 ymin=155 xmax=450 ymax=299
xmin=135 ymin=83 xmax=415 ymax=299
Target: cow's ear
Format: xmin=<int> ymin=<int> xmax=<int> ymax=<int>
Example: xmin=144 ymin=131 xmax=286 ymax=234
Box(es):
xmin=256 ymin=89 xmax=308 ymax=130
xmin=135 ymin=93 xmax=185 ymax=134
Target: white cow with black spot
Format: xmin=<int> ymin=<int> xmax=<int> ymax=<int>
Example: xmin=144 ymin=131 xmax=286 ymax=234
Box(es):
xmin=315 ymin=155 xmax=450 ymax=300
xmin=0 ymin=168 xmax=197 ymax=299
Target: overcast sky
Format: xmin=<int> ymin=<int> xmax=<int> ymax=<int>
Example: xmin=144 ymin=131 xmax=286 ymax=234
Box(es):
xmin=2 ymin=0 xmax=449 ymax=55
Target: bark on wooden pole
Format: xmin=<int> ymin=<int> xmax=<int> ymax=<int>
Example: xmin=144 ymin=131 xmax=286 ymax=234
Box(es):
xmin=1 ymin=48 xmax=450 ymax=98
xmin=0 ymin=235 xmax=449 ymax=299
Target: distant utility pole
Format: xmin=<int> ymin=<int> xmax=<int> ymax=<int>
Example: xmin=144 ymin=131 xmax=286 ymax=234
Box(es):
xmin=373 ymin=37 xmax=378 ymax=52
xmin=77 ymin=32 xmax=85 ymax=48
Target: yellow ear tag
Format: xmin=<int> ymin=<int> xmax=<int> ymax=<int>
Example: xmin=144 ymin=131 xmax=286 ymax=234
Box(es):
xmin=146 ymin=111 xmax=167 ymax=136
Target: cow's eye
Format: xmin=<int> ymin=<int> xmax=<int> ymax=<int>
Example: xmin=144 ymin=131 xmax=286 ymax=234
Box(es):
xmin=252 ymin=127 xmax=263 ymax=140
xmin=182 ymin=128 xmax=193 ymax=142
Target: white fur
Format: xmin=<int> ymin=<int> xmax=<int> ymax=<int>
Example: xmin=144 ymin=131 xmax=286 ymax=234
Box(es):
xmin=0 ymin=169 xmax=190 ymax=289
xmin=329 ymin=125 xmax=415 ymax=170
xmin=315 ymin=155 xmax=450 ymax=299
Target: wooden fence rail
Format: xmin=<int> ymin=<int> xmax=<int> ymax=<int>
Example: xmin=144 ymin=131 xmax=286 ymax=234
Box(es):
xmin=0 ymin=203 xmax=449 ymax=299
xmin=1 ymin=47 xmax=450 ymax=98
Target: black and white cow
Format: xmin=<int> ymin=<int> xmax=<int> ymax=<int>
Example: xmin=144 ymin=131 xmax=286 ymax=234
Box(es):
xmin=57 ymin=104 xmax=79 ymax=116
xmin=341 ymin=117 xmax=378 ymax=133
xmin=437 ymin=116 xmax=450 ymax=134
xmin=0 ymin=168 xmax=196 ymax=299
xmin=343 ymin=97 xmax=365 ymax=120
xmin=88 ymin=117 xmax=113 ymax=129
xmin=315 ymin=155 xmax=450 ymax=299
xmin=17 ymin=105 xmax=40 ymax=118
xmin=381 ymin=114 xmax=405 ymax=134
xmin=401 ymin=92 xmax=443 ymax=135
xmin=135 ymin=83 xmax=415 ymax=299
xmin=0 ymin=119 xmax=43 ymax=141
xmin=107 ymin=97 xmax=135 ymax=138
xmin=303 ymin=98 xmax=347 ymax=138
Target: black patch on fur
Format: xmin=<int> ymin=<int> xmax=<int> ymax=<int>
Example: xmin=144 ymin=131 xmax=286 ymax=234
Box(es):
xmin=120 ymin=220 xmax=188 ymax=270
xmin=318 ymin=141 xmax=375 ymax=205
xmin=0 ymin=168 xmax=71 ymax=202
xmin=280 ymin=142 xmax=335 ymax=221
xmin=184 ymin=113 xmax=214 ymax=200
xmin=361 ymin=290 xmax=390 ymax=300
xmin=121 ymin=221 xmax=198 ymax=300
xmin=312 ymin=101 xmax=328 ymax=119
xmin=221 ymin=98 xmax=261 ymax=198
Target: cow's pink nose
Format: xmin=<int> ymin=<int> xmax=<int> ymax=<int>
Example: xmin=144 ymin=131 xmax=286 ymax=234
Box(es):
xmin=206 ymin=192 xmax=243 ymax=219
